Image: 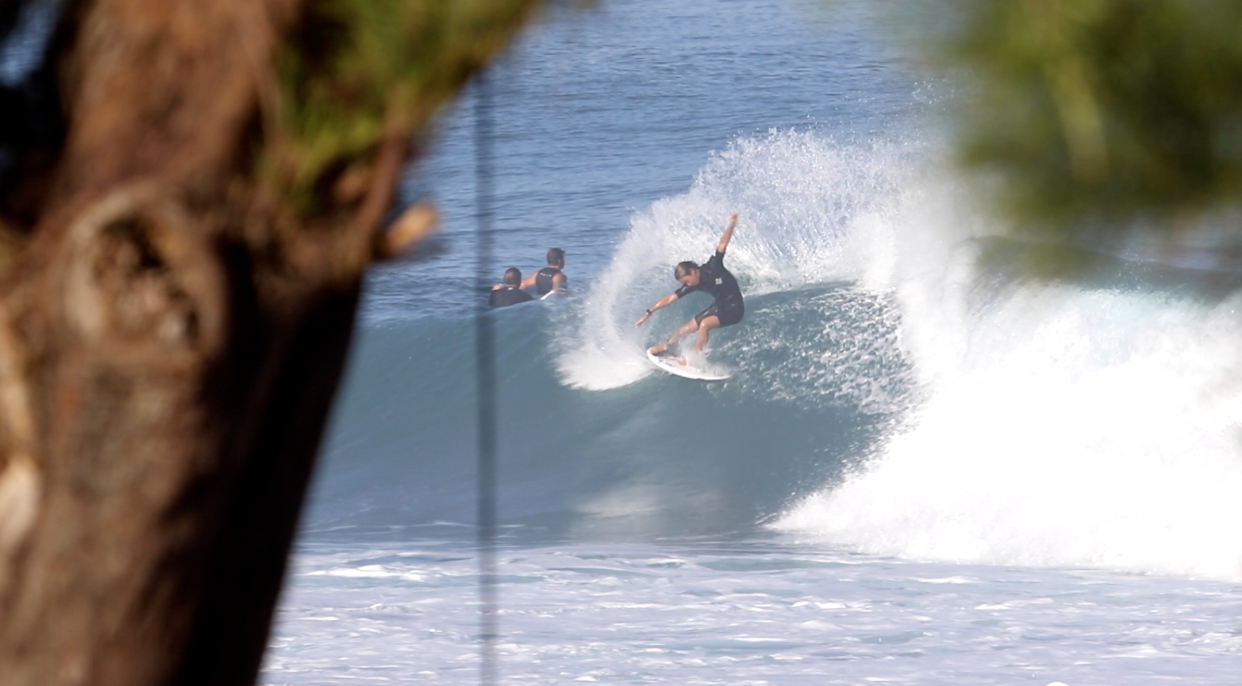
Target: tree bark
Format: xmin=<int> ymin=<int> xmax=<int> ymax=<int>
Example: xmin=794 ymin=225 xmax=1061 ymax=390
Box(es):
xmin=0 ymin=0 xmax=474 ymax=683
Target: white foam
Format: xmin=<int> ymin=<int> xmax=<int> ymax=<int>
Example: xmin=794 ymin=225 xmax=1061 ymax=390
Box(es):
xmin=268 ymin=541 xmax=1242 ymax=685
xmin=769 ymin=135 xmax=1242 ymax=580
xmin=779 ymin=284 xmax=1242 ymax=580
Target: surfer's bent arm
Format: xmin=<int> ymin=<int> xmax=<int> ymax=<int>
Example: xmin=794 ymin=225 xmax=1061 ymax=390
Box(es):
xmin=519 ymin=273 xmax=538 ymax=290
xmin=717 ymin=213 xmax=738 ymax=255
xmin=634 ymin=292 xmax=679 ymax=327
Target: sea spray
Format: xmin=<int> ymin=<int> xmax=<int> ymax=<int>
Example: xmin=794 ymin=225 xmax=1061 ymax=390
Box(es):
xmin=555 ymin=129 xmax=914 ymax=392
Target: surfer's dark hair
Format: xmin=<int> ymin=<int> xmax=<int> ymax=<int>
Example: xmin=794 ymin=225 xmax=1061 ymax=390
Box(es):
xmin=546 ymin=247 xmax=565 ymax=267
xmin=674 ymin=261 xmax=699 ymax=280
xmin=503 ymin=267 xmax=522 ymax=286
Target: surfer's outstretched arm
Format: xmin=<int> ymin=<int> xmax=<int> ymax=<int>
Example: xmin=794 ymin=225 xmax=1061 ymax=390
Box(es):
xmin=634 ymin=293 xmax=679 ymax=327
xmin=717 ymin=213 xmax=738 ymax=254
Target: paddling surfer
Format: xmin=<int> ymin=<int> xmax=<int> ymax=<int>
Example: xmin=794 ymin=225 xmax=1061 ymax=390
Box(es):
xmin=489 ymin=267 xmax=535 ymax=308
xmin=520 ymin=247 xmax=568 ymax=297
xmin=635 ymin=213 xmax=744 ymax=358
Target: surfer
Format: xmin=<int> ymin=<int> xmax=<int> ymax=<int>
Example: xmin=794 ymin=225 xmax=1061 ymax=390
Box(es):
xmin=489 ymin=268 xmax=534 ymax=308
xmin=520 ymin=247 xmax=568 ymax=297
xmin=635 ymin=213 xmax=743 ymax=357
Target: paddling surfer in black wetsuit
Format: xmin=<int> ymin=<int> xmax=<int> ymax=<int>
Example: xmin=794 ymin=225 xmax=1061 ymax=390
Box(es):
xmin=520 ymin=247 xmax=568 ymax=296
xmin=489 ymin=267 xmax=534 ymax=308
xmin=635 ymin=213 xmax=743 ymax=359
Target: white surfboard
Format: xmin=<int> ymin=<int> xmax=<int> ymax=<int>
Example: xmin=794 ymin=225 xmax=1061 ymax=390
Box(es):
xmin=646 ymin=349 xmax=731 ymax=381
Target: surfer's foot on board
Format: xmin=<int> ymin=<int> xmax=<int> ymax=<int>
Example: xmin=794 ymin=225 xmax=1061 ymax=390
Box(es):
xmin=648 ymin=344 xmax=688 ymax=365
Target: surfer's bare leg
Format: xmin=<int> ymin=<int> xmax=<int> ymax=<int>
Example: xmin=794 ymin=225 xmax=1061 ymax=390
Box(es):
xmin=648 ymin=318 xmax=700 ymax=355
xmin=694 ymin=315 xmax=721 ymax=353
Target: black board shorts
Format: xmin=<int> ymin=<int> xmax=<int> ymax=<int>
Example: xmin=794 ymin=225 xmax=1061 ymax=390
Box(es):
xmin=694 ymin=299 xmax=744 ymax=328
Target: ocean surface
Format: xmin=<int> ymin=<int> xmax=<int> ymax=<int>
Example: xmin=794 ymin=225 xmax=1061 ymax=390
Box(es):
xmin=16 ymin=0 xmax=1219 ymax=683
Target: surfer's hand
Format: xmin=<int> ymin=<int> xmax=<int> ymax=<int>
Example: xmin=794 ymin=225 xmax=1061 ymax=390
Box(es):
xmin=727 ymin=213 xmax=738 ymax=228
xmin=635 ymin=312 xmax=649 ymax=327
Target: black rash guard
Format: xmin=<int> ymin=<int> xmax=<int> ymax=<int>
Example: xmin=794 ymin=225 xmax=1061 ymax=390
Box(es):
xmin=489 ymin=286 xmax=534 ymax=308
xmin=674 ymin=250 xmax=744 ymax=327
xmin=535 ymin=266 xmax=566 ymax=295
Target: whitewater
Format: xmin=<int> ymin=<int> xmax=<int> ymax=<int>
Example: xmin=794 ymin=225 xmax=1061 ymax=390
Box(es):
xmin=263 ymin=0 xmax=1242 ymax=683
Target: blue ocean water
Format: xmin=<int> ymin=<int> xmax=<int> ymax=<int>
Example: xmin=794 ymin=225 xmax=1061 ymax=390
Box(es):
xmin=260 ymin=0 xmax=1242 ymax=683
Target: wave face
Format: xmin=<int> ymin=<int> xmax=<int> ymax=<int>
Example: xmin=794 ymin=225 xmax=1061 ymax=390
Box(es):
xmin=309 ymin=281 xmax=907 ymax=542
xmin=312 ymin=128 xmax=1242 ymax=580
xmin=308 ymin=130 xmax=914 ymax=542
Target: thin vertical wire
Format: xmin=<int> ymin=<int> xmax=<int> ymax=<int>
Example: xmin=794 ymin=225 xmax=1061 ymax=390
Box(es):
xmin=473 ymin=69 xmax=499 ymax=686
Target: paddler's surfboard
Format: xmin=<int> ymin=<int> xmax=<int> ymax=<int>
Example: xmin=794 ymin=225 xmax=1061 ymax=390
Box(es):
xmin=646 ymin=349 xmax=731 ymax=381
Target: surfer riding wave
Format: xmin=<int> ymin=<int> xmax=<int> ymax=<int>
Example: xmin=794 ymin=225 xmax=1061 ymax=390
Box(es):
xmin=635 ymin=213 xmax=744 ymax=362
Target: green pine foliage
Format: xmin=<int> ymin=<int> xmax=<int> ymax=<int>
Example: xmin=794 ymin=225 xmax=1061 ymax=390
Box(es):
xmin=934 ymin=0 xmax=1242 ymax=234
xmin=270 ymin=0 xmax=540 ymax=214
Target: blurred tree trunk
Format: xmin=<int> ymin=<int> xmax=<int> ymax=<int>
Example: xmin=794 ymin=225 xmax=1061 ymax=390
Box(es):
xmin=0 ymin=0 xmax=536 ymax=684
